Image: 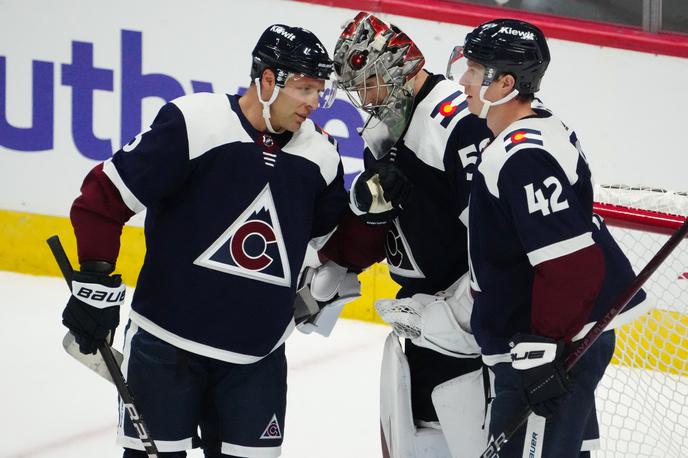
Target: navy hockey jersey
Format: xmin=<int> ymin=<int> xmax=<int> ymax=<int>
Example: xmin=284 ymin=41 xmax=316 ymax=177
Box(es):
xmin=90 ymin=93 xmax=346 ymax=363
xmin=468 ymin=103 xmax=647 ymax=363
xmin=366 ymin=73 xmax=492 ymax=297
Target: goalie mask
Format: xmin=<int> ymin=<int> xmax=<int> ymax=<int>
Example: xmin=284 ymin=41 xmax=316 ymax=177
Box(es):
xmin=446 ymin=19 xmax=550 ymax=118
xmin=333 ymin=12 xmax=425 ymax=158
xmin=251 ymin=24 xmax=337 ymax=132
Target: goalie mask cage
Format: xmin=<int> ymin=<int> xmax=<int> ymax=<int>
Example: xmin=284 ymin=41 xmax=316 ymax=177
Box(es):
xmin=592 ymin=184 xmax=688 ymax=457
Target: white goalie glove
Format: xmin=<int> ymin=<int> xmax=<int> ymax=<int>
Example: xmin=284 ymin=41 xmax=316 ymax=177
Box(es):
xmin=296 ymin=261 xmax=361 ymax=337
xmin=375 ymin=273 xmax=480 ymax=357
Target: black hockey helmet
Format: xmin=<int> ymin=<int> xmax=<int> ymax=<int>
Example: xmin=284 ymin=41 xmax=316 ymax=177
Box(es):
xmin=462 ymin=19 xmax=550 ymax=93
xmin=251 ymin=24 xmax=335 ymax=88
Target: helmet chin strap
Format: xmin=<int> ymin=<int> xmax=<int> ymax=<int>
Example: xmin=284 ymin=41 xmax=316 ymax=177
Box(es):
xmin=478 ymin=86 xmax=519 ymax=119
xmin=254 ymin=77 xmax=284 ymax=134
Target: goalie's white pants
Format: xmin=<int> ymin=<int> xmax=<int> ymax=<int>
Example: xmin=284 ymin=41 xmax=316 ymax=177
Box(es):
xmin=379 ymin=333 xmax=492 ymax=458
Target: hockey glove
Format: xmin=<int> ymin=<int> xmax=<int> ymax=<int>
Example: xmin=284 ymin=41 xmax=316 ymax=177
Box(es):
xmin=509 ymin=333 xmax=572 ymax=417
xmin=62 ymin=263 xmax=125 ymax=355
xmin=295 ymin=261 xmax=361 ymax=336
xmin=350 ymin=163 xmax=412 ymax=225
xmin=373 ymin=162 xmax=413 ymax=208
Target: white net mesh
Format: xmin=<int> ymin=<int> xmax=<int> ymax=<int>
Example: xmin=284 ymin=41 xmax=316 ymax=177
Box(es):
xmin=592 ymin=184 xmax=688 ymax=457
xmin=595 ymin=184 xmax=688 ymax=217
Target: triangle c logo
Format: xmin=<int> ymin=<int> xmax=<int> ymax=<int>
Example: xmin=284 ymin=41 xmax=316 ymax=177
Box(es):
xmin=386 ymin=219 xmax=425 ymax=279
xmin=194 ymin=185 xmax=291 ymax=287
xmin=260 ymin=414 xmax=282 ymax=439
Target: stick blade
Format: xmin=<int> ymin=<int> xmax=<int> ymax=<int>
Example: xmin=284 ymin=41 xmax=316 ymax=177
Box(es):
xmin=62 ymin=332 xmax=123 ymax=384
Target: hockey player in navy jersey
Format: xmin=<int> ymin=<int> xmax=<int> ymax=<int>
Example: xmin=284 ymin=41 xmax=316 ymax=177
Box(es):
xmin=447 ymin=19 xmax=647 ymax=457
xmin=61 ymin=24 xmax=353 ymax=457
xmin=331 ymin=12 xmax=493 ymax=457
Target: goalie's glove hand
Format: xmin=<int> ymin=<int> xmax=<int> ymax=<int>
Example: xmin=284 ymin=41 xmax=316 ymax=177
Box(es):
xmin=509 ymin=333 xmax=572 ymax=417
xmin=62 ymin=262 xmax=125 ymax=355
xmin=350 ymin=163 xmax=412 ymax=225
xmin=296 ymin=261 xmax=361 ymax=336
xmin=375 ymin=296 xmax=426 ymax=339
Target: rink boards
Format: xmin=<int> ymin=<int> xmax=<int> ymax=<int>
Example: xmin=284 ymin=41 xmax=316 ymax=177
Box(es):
xmin=3 ymin=208 xmax=686 ymax=376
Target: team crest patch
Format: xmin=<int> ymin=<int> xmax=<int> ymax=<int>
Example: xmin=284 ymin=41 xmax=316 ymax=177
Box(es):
xmin=430 ymin=90 xmax=467 ymax=128
xmin=193 ymin=184 xmax=291 ymax=287
xmin=260 ymin=414 xmax=282 ymax=439
xmin=386 ymin=219 xmax=425 ymax=279
xmin=503 ymin=128 xmax=543 ymax=152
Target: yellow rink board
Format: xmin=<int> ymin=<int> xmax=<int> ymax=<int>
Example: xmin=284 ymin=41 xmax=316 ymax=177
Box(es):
xmin=2 ymin=208 xmax=686 ymax=375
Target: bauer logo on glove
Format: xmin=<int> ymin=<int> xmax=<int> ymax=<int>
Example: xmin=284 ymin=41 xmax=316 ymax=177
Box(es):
xmin=73 ymin=281 xmax=126 ymax=308
xmin=510 ymin=339 xmax=558 ymax=370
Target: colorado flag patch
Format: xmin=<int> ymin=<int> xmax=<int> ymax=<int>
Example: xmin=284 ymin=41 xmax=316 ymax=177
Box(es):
xmin=504 ymin=128 xmax=543 ymax=152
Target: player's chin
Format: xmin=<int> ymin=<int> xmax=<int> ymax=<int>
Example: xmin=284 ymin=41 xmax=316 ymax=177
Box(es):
xmin=284 ymin=120 xmax=302 ymax=132
xmin=466 ymin=98 xmax=480 ymax=116
xmin=290 ymin=114 xmax=307 ymax=130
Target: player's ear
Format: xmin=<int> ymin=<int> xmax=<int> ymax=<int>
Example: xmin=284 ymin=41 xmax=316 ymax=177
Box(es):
xmin=499 ymin=73 xmax=517 ymax=97
xmin=260 ymin=68 xmax=277 ymax=98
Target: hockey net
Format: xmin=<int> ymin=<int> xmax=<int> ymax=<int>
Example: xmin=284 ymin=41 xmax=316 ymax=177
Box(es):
xmin=592 ymin=184 xmax=688 ymax=457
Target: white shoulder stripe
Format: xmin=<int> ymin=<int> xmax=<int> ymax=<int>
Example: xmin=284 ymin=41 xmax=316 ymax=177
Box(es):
xmin=102 ymin=159 xmax=146 ymax=213
xmin=282 ymin=119 xmax=340 ymax=185
xmin=527 ymin=232 xmax=594 ymax=265
xmin=172 ymin=93 xmax=252 ymax=160
xmin=403 ymin=80 xmax=469 ymax=171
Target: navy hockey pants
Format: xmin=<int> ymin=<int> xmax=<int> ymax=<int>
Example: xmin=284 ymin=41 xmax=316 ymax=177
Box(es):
xmin=118 ymin=321 xmax=286 ymax=457
xmin=488 ymin=330 xmax=615 ymax=458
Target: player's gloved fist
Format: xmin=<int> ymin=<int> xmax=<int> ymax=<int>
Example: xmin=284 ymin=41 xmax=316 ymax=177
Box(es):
xmin=372 ymin=162 xmax=413 ymax=208
xmin=62 ymin=263 xmax=125 ymax=355
xmin=509 ymin=333 xmax=572 ymax=417
xmin=350 ymin=163 xmax=412 ymax=225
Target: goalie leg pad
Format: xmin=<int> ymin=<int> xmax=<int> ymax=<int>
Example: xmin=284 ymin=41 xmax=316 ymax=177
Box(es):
xmin=380 ymin=333 xmax=452 ymax=458
xmin=431 ymin=367 xmax=494 ymax=458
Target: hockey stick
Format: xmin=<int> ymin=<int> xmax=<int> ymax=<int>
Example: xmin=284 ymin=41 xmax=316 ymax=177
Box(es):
xmin=480 ymin=216 xmax=688 ymax=458
xmin=62 ymin=331 xmax=123 ymax=384
xmin=48 ymin=234 xmax=125 ymax=383
xmin=46 ymin=235 xmax=159 ymax=457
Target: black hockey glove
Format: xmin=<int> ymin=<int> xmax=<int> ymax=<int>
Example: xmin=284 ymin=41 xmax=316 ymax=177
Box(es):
xmin=509 ymin=333 xmax=572 ymax=418
xmin=351 ymin=163 xmax=413 ymax=225
xmin=62 ymin=262 xmax=125 ymax=355
xmin=373 ymin=162 xmax=413 ymax=207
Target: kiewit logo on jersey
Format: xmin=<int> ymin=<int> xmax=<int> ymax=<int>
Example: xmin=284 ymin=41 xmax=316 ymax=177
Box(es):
xmin=194 ymin=185 xmax=291 ymax=287
xmin=386 ymin=220 xmax=425 ymax=278
xmin=260 ymin=414 xmax=282 ymax=439
xmin=430 ymin=89 xmax=466 ymax=128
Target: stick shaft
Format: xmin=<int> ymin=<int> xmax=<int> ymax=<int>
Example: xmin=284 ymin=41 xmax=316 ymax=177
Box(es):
xmin=47 ymin=235 xmax=159 ymax=457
